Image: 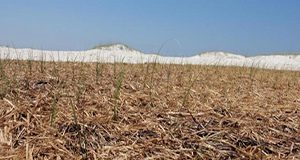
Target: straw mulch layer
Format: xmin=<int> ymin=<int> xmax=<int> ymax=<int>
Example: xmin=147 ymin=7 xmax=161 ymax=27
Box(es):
xmin=0 ymin=60 xmax=300 ymax=159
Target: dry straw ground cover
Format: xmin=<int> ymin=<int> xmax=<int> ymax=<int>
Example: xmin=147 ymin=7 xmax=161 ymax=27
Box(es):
xmin=0 ymin=59 xmax=300 ymax=159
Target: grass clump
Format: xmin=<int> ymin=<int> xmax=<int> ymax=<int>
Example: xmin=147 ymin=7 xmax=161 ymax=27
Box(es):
xmin=0 ymin=60 xmax=10 ymax=99
xmin=112 ymin=67 xmax=125 ymax=120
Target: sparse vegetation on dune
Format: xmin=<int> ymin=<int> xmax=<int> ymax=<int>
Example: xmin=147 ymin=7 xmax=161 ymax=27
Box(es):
xmin=92 ymin=43 xmax=137 ymax=52
xmin=0 ymin=59 xmax=300 ymax=159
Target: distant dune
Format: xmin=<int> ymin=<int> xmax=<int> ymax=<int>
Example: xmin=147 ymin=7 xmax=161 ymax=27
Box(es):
xmin=0 ymin=44 xmax=300 ymax=71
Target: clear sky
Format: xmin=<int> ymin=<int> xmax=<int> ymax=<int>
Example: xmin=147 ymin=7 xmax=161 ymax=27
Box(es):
xmin=0 ymin=0 xmax=299 ymax=56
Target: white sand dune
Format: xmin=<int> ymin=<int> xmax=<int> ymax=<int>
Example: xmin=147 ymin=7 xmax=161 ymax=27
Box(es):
xmin=0 ymin=44 xmax=300 ymax=71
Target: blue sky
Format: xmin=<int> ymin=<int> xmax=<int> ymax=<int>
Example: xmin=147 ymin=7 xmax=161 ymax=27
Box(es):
xmin=0 ymin=0 xmax=299 ymax=56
